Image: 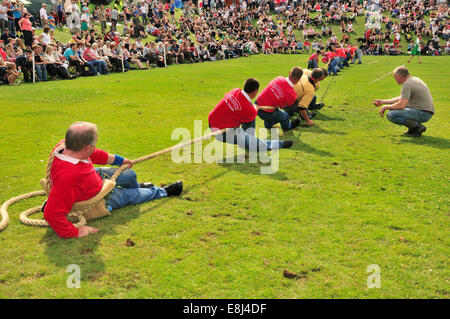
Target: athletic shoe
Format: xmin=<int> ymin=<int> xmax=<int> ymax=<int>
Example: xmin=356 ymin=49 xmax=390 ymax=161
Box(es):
xmin=164 ymin=181 xmax=183 ymax=196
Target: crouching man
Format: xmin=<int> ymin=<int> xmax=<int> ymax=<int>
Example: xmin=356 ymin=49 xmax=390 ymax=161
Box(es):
xmin=44 ymin=121 xmax=183 ymax=238
xmin=373 ymin=66 xmax=434 ymax=137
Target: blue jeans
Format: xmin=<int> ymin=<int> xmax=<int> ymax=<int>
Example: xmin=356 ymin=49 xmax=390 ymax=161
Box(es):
xmin=87 ymin=60 xmax=108 ymax=74
xmin=307 ymin=59 xmax=318 ymax=69
xmin=35 ymin=64 xmax=47 ymax=81
xmin=257 ymin=108 xmax=292 ymax=130
xmin=8 ymin=19 xmax=15 ymax=36
xmin=386 ymin=108 xmax=433 ymax=126
xmin=95 ymin=167 xmax=167 ymax=211
xmin=328 ymin=58 xmax=339 ymax=75
xmin=352 ymin=50 xmax=362 ymax=64
xmin=215 ymin=122 xmax=284 ymax=151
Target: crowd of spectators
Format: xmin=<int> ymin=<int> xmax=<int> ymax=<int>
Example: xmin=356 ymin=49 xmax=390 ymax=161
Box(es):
xmin=0 ymin=0 xmax=448 ymax=85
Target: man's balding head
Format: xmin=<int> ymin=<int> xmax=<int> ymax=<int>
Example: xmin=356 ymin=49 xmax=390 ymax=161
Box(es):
xmin=65 ymin=122 xmax=98 ymax=151
xmin=393 ymin=66 xmax=410 ymax=84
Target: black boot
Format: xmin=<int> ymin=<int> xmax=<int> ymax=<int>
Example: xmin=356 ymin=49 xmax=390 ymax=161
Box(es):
xmin=411 ymin=123 xmax=427 ymax=137
xmin=164 ymin=181 xmax=183 ymax=196
xmin=403 ymin=119 xmax=425 ymax=137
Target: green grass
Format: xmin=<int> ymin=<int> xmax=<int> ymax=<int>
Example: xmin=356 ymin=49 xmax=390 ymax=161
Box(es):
xmin=0 ymin=54 xmax=449 ymax=299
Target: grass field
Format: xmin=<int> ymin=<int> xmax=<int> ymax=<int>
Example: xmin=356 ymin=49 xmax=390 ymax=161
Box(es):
xmin=0 ymin=54 xmax=448 ymax=299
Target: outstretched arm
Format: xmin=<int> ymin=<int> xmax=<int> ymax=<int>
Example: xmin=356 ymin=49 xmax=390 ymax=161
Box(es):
xmin=373 ymin=96 xmax=401 ymax=106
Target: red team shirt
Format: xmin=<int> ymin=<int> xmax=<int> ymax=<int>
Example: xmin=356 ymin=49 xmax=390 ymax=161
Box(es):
xmin=208 ymin=88 xmax=258 ymax=130
xmin=255 ymin=76 xmax=297 ymax=113
xmin=43 ymin=140 xmax=109 ymax=238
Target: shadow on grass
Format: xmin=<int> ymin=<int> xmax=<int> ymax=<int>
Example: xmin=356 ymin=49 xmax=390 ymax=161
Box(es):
xmin=40 ymin=171 xmax=229 ymax=280
xmin=40 ymin=199 xmax=170 ymax=280
xmin=217 ymin=154 xmax=288 ymax=181
xmin=397 ymin=135 xmax=450 ymax=150
xmin=308 ymin=124 xmax=347 ymax=135
xmin=293 ymin=139 xmax=334 ymax=157
xmin=314 ymin=111 xmax=345 ymax=122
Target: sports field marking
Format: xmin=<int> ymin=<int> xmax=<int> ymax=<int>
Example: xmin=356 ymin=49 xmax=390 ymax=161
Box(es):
xmin=368 ymin=61 xmax=379 ymax=64
xmin=369 ymin=64 xmax=405 ymax=85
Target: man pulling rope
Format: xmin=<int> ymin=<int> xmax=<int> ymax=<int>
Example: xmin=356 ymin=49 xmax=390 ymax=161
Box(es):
xmin=44 ymin=121 xmax=183 ymax=238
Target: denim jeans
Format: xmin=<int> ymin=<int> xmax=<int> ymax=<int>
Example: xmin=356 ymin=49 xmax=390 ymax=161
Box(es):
xmin=328 ymin=58 xmax=339 ymax=75
xmin=95 ymin=167 xmax=167 ymax=211
xmin=387 ymin=108 xmax=433 ymax=126
xmin=215 ymin=122 xmax=284 ymax=151
xmin=307 ymin=59 xmax=318 ymax=70
xmin=85 ymin=61 xmax=98 ymax=74
xmin=257 ymin=108 xmax=292 ymax=130
xmin=92 ymin=60 xmax=108 ymax=74
xmin=8 ymin=19 xmax=15 ymax=36
xmin=35 ymin=64 xmax=47 ymax=81
xmin=352 ymin=50 xmax=362 ymax=64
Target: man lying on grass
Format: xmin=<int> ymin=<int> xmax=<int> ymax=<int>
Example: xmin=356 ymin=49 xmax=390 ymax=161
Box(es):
xmin=43 ymin=121 xmax=183 ymax=238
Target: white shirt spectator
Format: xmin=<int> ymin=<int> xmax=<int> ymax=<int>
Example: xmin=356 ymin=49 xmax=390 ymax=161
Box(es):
xmin=40 ymin=7 xmax=48 ymax=21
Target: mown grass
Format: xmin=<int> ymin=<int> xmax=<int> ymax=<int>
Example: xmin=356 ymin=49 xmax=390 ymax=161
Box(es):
xmin=0 ymin=54 xmax=448 ymax=299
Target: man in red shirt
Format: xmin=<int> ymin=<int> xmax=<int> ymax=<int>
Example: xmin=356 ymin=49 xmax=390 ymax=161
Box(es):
xmin=44 ymin=122 xmax=183 ymax=239
xmin=307 ymin=51 xmax=321 ymax=70
xmin=255 ymin=67 xmax=302 ymax=131
xmin=208 ymin=78 xmax=293 ymax=151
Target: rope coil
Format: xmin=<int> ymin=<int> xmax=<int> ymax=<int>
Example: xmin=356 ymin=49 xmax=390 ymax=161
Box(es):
xmin=0 ymin=128 xmax=227 ymax=233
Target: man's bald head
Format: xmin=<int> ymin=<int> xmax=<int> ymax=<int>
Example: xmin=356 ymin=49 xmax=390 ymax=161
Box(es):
xmin=65 ymin=122 xmax=98 ymax=151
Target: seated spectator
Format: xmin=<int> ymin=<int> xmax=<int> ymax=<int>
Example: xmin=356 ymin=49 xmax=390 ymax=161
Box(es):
xmin=63 ymin=42 xmax=87 ymax=76
xmin=31 ymin=45 xmax=47 ymax=82
xmin=82 ymin=43 xmax=109 ymax=75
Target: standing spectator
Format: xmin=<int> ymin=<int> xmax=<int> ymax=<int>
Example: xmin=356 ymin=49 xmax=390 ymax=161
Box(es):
xmin=408 ymin=34 xmax=422 ymax=64
xmin=56 ymin=0 xmax=64 ymax=27
xmin=18 ymin=12 xmax=32 ymax=47
xmin=7 ymin=1 xmax=15 ymax=37
xmin=99 ymin=5 xmax=107 ymax=34
xmin=40 ymin=3 xmax=49 ymax=28
xmin=0 ymin=0 xmax=8 ymax=35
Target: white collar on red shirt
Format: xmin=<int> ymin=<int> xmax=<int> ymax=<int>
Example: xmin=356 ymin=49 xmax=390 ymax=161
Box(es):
xmin=241 ymin=90 xmax=253 ymax=104
xmin=54 ymin=146 xmax=90 ymax=164
xmin=285 ymin=77 xmax=294 ymax=87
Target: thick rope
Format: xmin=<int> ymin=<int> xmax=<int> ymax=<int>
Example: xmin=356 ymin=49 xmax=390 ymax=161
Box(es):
xmin=0 ymin=128 xmax=227 ymax=233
